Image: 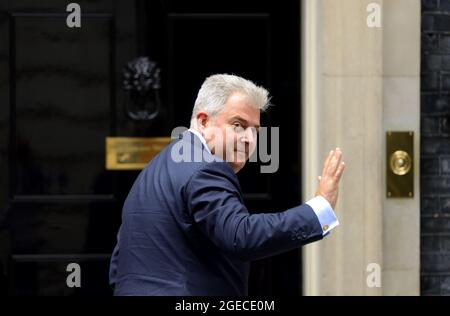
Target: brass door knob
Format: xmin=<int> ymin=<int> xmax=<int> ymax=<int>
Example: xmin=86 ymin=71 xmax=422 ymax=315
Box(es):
xmin=389 ymin=150 xmax=412 ymax=176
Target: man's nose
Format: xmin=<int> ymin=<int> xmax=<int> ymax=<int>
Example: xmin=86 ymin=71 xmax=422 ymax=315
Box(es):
xmin=242 ymin=127 xmax=256 ymax=144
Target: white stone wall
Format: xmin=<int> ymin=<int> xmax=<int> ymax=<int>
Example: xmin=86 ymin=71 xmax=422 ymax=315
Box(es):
xmin=301 ymin=0 xmax=420 ymax=295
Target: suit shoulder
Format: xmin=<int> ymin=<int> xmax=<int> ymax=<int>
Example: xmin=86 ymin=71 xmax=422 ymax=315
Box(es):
xmin=187 ymin=161 xmax=242 ymax=195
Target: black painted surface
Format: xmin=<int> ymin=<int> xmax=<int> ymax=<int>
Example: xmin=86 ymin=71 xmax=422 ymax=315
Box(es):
xmin=421 ymin=0 xmax=450 ymax=296
xmin=0 ymin=0 xmax=301 ymax=295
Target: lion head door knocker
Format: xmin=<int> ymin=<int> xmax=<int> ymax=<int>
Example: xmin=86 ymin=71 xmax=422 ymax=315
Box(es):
xmin=122 ymin=57 xmax=161 ymax=121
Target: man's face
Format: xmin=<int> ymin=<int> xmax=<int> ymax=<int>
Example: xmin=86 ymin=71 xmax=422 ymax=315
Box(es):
xmin=200 ymin=92 xmax=260 ymax=173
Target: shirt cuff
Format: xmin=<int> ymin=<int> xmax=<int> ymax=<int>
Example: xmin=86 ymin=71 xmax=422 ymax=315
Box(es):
xmin=306 ymin=196 xmax=340 ymax=236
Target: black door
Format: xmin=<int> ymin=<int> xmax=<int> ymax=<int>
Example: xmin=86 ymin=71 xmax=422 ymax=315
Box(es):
xmin=0 ymin=0 xmax=301 ymax=295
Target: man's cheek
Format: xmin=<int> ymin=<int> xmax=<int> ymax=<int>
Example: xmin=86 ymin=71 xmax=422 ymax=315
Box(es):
xmin=232 ymin=150 xmax=246 ymax=163
xmin=226 ymin=147 xmax=236 ymax=162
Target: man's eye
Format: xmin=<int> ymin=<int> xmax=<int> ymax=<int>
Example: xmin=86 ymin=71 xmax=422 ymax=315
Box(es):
xmin=233 ymin=122 xmax=244 ymax=131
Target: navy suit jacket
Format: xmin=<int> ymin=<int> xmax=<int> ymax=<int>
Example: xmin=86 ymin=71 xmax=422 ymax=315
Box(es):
xmin=109 ymin=130 xmax=324 ymax=295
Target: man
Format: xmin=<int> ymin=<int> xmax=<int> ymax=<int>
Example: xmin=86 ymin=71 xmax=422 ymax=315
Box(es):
xmin=109 ymin=74 xmax=345 ymax=295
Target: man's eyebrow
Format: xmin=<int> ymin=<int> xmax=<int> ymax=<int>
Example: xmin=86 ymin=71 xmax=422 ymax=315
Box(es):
xmin=230 ymin=116 xmax=260 ymax=130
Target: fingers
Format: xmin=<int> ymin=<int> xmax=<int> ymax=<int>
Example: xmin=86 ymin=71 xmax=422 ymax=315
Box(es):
xmin=321 ymin=148 xmax=345 ymax=180
xmin=326 ymin=148 xmax=342 ymax=175
xmin=335 ymin=161 xmax=346 ymax=181
xmin=321 ymin=150 xmax=334 ymax=177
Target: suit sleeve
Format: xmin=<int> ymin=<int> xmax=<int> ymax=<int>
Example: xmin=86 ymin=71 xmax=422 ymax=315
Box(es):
xmin=184 ymin=162 xmax=324 ymax=262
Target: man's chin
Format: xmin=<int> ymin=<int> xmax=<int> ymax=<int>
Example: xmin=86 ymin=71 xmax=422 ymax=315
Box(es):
xmin=229 ymin=161 xmax=246 ymax=173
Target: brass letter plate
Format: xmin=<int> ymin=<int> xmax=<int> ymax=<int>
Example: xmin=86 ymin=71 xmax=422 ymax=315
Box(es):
xmin=386 ymin=131 xmax=414 ymax=198
xmin=106 ymin=137 xmax=172 ymax=170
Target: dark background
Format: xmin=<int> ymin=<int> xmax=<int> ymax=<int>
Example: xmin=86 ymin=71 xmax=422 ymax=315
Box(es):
xmin=0 ymin=0 xmax=303 ymax=295
xmin=421 ymin=0 xmax=450 ymax=296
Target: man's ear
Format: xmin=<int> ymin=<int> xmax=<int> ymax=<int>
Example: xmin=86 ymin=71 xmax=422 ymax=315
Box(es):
xmin=195 ymin=112 xmax=210 ymax=131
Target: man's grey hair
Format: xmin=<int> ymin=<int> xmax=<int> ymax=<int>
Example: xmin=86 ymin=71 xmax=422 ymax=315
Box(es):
xmin=190 ymin=74 xmax=270 ymax=127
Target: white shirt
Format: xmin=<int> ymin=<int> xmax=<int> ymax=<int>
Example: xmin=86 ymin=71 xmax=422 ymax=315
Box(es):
xmin=188 ymin=128 xmax=212 ymax=154
xmin=188 ymin=128 xmax=339 ymax=236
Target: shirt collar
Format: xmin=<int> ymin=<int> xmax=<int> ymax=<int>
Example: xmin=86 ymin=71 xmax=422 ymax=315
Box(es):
xmin=188 ymin=128 xmax=212 ymax=154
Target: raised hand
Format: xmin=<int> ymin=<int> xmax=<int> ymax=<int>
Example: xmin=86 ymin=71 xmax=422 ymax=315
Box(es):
xmin=315 ymin=148 xmax=346 ymax=210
